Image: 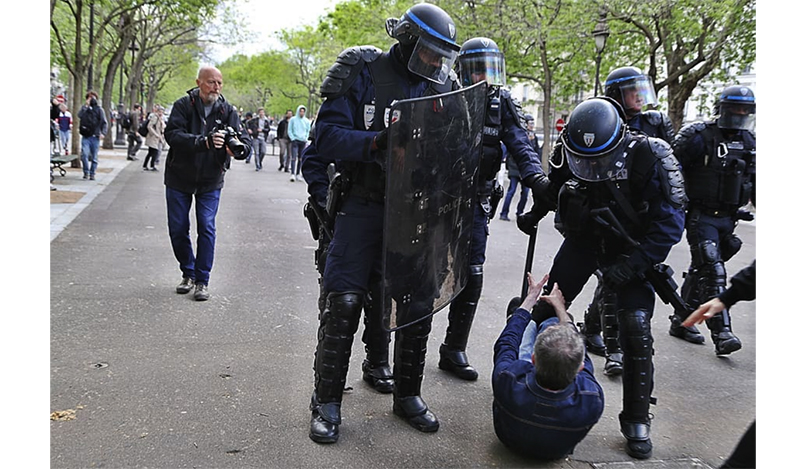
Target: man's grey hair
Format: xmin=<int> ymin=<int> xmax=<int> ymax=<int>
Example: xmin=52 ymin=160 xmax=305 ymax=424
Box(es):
xmin=533 ymin=323 xmax=585 ymax=390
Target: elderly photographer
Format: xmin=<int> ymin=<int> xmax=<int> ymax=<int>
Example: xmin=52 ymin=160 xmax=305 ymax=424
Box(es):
xmin=163 ymin=65 xmax=251 ymax=301
xmin=492 ymin=274 xmax=604 ymax=460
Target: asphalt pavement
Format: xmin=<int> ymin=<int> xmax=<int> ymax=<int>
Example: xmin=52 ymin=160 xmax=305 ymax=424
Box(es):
xmin=49 ymin=143 xmax=758 ymax=468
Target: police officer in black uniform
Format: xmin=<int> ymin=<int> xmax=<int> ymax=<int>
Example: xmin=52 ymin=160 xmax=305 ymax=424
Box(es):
xmin=668 ymin=85 xmax=755 ymax=355
xmin=438 ymin=37 xmax=551 ymax=381
xmin=301 ymin=3 xmax=461 ymax=444
xmin=582 ymin=66 xmax=678 ymax=375
xmin=533 ymin=97 xmax=685 ymax=459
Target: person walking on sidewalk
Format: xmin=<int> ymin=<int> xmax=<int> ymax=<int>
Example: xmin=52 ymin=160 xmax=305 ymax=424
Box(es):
xmin=77 ymin=90 xmax=108 ymax=181
xmin=163 ymin=66 xmax=252 ymax=301
xmin=127 ymin=104 xmax=143 ymax=161
xmin=143 ymin=105 xmax=166 ymax=171
xmin=287 ymin=104 xmax=311 ymax=181
xmin=276 ymin=109 xmax=292 ymax=171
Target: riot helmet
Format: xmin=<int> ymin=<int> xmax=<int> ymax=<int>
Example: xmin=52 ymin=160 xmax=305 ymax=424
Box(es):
xmin=385 ymin=3 xmax=459 ymax=84
xmin=603 ymin=66 xmax=657 ymax=119
xmin=561 ymin=97 xmax=628 ymax=182
xmin=458 ymin=37 xmax=506 ymax=87
xmin=715 ymin=85 xmax=755 ymax=132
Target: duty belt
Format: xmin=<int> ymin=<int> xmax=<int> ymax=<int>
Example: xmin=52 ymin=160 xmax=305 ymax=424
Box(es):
xmin=349 ymin=184 xmax=385 ymax=203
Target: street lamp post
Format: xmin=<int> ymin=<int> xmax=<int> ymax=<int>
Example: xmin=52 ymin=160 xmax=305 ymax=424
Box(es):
xmin=592 ymin=10 xmax=610 ymax=97
xmin=128 ymin=39 xmax=139 ymax=107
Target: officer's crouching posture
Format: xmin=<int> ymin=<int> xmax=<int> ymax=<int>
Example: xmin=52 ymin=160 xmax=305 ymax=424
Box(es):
xmin=581 ymin=66 xmax=677 ymax=375
xmin=530 ymin=97 xmax=686 ymax=459
xmin=301 ymin=3 xmax=461 ymax=444
xmin=438 ymin=37 xmax=552 ymax=381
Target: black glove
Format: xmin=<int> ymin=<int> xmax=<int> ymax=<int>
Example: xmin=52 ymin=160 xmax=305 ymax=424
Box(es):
xmin=373 ymin=129 xmax=388 ymax=151
xmin=523 ymin=174 xmax=557 ymax=211
xmin=516 ymin=206 xmax=548 ymax=236
xmin=736 ymin=209 xmax=754 ymax=221
xmin=603 ymin=250 xmax=652 ymax=289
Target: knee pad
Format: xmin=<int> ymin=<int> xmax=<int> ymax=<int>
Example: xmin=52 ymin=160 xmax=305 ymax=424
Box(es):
xmin=324 ymin=292 xmax=364 ymax=338
xmin=720 ymin=233 xmax=742 ymax=262
xmin=618 ymin=309 xmax=653 ymax=357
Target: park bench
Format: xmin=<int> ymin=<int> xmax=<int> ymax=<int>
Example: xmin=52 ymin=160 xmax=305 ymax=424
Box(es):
xmin=51 ymin=153 xmax=79 ymax=181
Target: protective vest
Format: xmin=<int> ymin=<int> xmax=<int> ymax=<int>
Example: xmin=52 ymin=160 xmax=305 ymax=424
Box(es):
xmin=629 ymin=110 xmax=675 ymax=144
xmin=554 ymin=134 xmax=685 ymax=248
xmin=680 ymin=122 xmax=755 ymax=212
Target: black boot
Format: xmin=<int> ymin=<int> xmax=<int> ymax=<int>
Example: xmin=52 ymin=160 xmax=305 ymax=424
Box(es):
xmin=670 ymin=268 xmax=706 ymax=344
xmin=361 ymin=288 xmax=394 ymax=393
xmin=394 ymin=317 xmax=438 ymax=432
xmin=439 ymin=265 xmax=482 ymax=381
xmin=309 ymin=292 xmax=362 ymax=444
xmin=708 ymin=309 xmax=742 ymax=355
xmin=604 ymin=352 xmax=623 ymax=376
xmin=582 ymin=280 xmax=606 ymax=356
xmin=309 ymin=392 xmax=340 ymax=444
xmin=619 ymin=414 xmax=653 ymax=459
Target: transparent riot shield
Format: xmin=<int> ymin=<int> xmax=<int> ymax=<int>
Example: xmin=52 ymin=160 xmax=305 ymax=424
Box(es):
xmin=381 ymin=81 xmax=487 ymax=330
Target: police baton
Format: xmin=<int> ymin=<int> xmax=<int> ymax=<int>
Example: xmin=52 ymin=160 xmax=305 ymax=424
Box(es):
xmin=506 ymin=203 xmax=550 ymax=318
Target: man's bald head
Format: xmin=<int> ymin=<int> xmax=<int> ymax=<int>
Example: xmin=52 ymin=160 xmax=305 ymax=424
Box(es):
xmin=196 ymin=66 xmax=223 ymax=104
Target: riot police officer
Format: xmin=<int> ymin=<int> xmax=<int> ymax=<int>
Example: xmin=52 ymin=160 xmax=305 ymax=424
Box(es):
xmin=668 ymin=85 xmax=755 ymax=355
xmin=301 ymin=3 xmax=461 ymax=444
xmin=582 ymin=66 xmax=679 ymax=375
xmin=438 ymin=37 xmax=551 ymax=381
xmin=533 ymin=97 xmax=685 ymax=459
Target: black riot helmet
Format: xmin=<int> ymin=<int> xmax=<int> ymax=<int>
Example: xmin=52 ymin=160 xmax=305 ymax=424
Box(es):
xmin=714 ymin=85 xmax=756 ymax=132
xmin=458 ymin=37 xmax=506 ymax=87
xmin=561 ymin=97 xmax=628 ymax=182
xmin=603 ymin=66 xmax=657 ymax=119
xmin=385 ymin=3 xmax=459 ymax=85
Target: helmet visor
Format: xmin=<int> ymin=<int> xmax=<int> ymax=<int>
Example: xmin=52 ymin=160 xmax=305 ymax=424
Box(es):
xmin=408 ymin=35 xmax=459 ymax=85
xmin=565 ymin=147 xmax=627 ymax=182
xmin=617 ymin=76 xmax=657 ymax=115
xmin=458 ymin=52 xmax=506 ymax=86
xmin=718 ymin=102 xmax=756 ymax=131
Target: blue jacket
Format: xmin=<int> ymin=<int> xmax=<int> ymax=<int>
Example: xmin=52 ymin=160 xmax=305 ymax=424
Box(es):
xmin=492 ymin=308 xmax=604 ymax=460
xmin=288 ymin=105 xmax=311 ymax=142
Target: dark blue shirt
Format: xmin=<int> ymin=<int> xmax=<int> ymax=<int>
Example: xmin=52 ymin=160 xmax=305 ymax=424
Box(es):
xmin=492 ymin=308 xmax=604 ymax=460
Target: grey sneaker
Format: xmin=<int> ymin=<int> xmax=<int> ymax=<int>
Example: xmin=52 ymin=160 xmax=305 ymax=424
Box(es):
xmin=194 ymin=283 xmax=210 ymax=301
xmin=176 ymin=277 xmax=194 ymax=294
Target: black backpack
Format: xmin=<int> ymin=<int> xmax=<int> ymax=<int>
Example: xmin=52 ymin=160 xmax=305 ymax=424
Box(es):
xmin=79 ymin=106 xmax=100 ymax=137
xmin=120 ymin=112 xmax=132 ymax=130
xmin=138 ymin=113 xmax=150 ymax=137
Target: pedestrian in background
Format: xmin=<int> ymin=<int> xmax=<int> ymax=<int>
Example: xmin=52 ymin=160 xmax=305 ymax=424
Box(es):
xmin=127 ymin=103 xmax=143 ymax=161
xmin=143 ymin=105 xmax=166 ymax=171
xmin=163 ymin=66 xmax=251 ymax=301
xmin=288 ymin=104 xmax=311 ymax=182
xmin=277 ymin=109 xmax=292 ymax=171
xmin=77 ymin=90 xmax=108 ymax=181
xmin=56 ymin=103 xmax=72 ymax=155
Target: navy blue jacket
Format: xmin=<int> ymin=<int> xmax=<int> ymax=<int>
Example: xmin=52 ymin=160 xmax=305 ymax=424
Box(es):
xmin=492 ymin=308 xmax=604 ymax=460
xmin=494 ymin=88 xmax=543 ymax=181
xmin=164 ymin=88 xmax=250 ymax=194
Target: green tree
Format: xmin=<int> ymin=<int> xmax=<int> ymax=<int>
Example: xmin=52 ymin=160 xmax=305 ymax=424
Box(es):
xmin=603 ymin=0 xmax=756 ymax=130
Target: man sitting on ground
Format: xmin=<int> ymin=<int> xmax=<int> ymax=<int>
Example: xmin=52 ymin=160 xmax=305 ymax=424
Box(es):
xmin=492 ymin=274 xmax=604 ymax=460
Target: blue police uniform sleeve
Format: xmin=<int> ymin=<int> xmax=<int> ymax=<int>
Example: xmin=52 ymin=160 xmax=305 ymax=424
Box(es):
xmin=638 ymin=165 xmax=686 ymax=263
xmin=314 ymin=69 xmax=381 ymax=164
xmin=301 ymin=141 xmax=332 ymax=205
xmin=493 ymin=308 xmax=532 ymax=376
xmin=500 ymin=94 xmax=544 ymax=179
